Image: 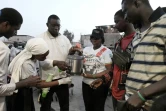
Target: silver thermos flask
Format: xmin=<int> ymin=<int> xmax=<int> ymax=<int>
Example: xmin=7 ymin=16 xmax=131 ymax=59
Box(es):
xmin=67 ymin=51 xmax=84 ymax=75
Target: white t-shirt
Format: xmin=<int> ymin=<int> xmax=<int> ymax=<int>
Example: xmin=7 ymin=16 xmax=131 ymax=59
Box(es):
xmin=21 ymin=59 xmax=37 ymax=80
xmin=83 ymin=45 xmax=113 ymax=85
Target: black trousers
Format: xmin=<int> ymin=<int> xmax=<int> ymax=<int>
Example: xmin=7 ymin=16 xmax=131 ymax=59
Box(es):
xmin=40 ymin=84 xmax=69 ymax=111
xmin=7 ymin=87 xmax=35 ymax=111
xmin=82 ymin=82 xmax=109 ymax=111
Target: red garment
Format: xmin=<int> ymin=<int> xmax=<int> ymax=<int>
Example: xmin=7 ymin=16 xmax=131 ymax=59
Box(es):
xmin=111 ymin=32 xmax=135 ymax=100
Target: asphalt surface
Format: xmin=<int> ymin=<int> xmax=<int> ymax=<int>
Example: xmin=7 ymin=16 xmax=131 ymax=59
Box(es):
xmin=33 ymin=76 xmax=114 ymax=111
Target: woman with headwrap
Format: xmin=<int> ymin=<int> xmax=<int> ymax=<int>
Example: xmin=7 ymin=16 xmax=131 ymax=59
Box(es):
xmin=8 ymin=38 xmax=71 ymax=111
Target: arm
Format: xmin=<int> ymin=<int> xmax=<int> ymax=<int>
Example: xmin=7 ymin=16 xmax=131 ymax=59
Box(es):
xmin=0 ymin=47 xmax=40 ymax=96
xmin=0 ymin=46 xmax=16 ymax=96
xmin=83 ymin=49 xmax=113 ymax=79
xmin=40 ymin=59 xmax=69 ymax=71
xmin=126 ymin=76 xmax=166 ymax=109
xmin=68 ymin=46 xmax=83 ymax=55
xmin=0 ymin=76 xmax=41 ymax=96
xmin=140 ymin=76 xmax=166 ymax=99
xmin=36 ymin=80 xmax=59 ymax=88
xmin=0 ymin=84 xmax=16 ymax=96
xmin=97 ymin=49 xmax=113 ymax=81
xmin=36 ymin=77 xmax=72 ymax=88
xmin=13 ymin=62 xmax=41 ymax=90
xmin=90 ymin=66 xmax=113 ymax=89
xmin=15 ymin=76 xmax=41 ymax=89
xmin=89 ymin=49 xmax=113 ymax=88
xmin=100 ymin=69 xmax=113 ymax=84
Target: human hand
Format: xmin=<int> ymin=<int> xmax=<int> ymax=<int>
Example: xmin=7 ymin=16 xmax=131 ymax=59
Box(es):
xmin=81 ymin=73 xmax=93 ymax=78
xmin=24 ymin=76 xmax=41 ymax=87
xmin=69 ymin=46 xmax=83 ymax=55
xmin=58 ymin=77 xmax=72 ymax=85
xmin=126 ymin=92 xmax=145 ymax=111
xmin=90 ymin=79 xmax=103 ymax=89
xmin=54 ymin=60 xmax=69 ymax=71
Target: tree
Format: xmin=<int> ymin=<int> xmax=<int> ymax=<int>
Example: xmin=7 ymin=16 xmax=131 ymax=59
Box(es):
xmin=63 ymin=29 xmax=74 ymax=42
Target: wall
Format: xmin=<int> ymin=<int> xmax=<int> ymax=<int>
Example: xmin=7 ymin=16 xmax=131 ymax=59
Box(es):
xmin=9 ymin=35 xmax=34 ymax=43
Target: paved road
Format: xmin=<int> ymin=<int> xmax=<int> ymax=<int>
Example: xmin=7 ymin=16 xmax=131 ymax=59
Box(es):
xmin=34 ymin=76 xmax=114 ymax=111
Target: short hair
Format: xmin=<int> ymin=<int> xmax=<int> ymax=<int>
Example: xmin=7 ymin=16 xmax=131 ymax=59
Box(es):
xmin=114 ymin=9 xmax=125 ymax=18
xmin=0 ymin=8 xmax=23 ymax=26
xmin=162 ymin=7 xmax=166 ymax=13
xmin=47 ymin=14 xmax=60 ymax=23
xmin=122 ymin=0 xmax=150 ymax=6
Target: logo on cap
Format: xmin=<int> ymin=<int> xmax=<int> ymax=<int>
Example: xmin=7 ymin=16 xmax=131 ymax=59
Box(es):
xmin=94 ymin=30 xmax=100 ymax=33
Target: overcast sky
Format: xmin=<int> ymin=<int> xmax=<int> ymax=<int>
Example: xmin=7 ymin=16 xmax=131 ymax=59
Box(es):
xmin=0 ymin=0 xmax=165 ymax=41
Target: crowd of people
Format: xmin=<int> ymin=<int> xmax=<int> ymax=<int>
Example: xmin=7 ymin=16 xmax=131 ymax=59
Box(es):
xmin=0 ymin=0 xmax=166 ymax=111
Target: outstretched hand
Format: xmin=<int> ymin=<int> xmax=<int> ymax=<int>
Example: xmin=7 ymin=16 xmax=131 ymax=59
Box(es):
xmin=81 ymin=73 xmax=93 ymax=78
xmin=25 ymin=76 xmax=41 ymax=87
xmin=54 ymin=61 xmax=70 ymax=71
xmin=69 ymin=46 xmax=83 ymax=55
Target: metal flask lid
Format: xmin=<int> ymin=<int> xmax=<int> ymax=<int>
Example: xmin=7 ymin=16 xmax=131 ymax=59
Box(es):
xmin=68 ymin=51 xmax=84 ymax=60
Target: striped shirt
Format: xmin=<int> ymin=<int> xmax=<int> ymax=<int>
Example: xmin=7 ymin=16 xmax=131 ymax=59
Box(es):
xmin=126 ymin=8 xmax=166 ymax=106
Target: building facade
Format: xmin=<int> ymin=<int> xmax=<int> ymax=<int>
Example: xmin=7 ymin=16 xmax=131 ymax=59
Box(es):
xmin=8 ymin=35 xmax=34 ymax=43
xmin=80 ymin=33 xmax=121 ymax=50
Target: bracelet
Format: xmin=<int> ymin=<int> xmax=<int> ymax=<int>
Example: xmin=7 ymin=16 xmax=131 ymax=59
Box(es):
xmin=137 ymin=91 xmax=146 ymax=102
